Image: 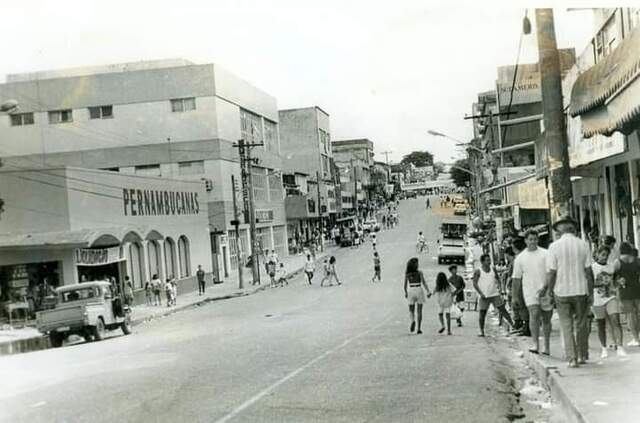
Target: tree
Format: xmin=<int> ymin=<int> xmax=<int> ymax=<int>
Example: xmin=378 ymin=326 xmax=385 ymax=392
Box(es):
xmin=450 ymin=158 xmax=472 ymax=187
xmin=433 ymin=161 xmax=445 ymax=175
xmin=400 ymin=151 xmax=434 ymax=167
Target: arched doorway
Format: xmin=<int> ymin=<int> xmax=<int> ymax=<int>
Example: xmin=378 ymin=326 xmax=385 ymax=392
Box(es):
xmin=164 ymin=237 xmax=177 ymax=279
xmin=123 ymin=231 xmax=145 ymax=289
xmin=177 ymin=235 xmax=191 ymax=278
xmin=147 ymin=241 xmax=161 ymax=280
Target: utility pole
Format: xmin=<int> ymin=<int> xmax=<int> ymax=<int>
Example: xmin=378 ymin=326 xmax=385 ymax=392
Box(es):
xmin=234 ymin=138 xmax=264 ymax=286
xmin=316 ymin=170 xmax=324 ymax=252
xmin=535 ymin=8 xmax=572 ymax=224
xmin=351 ymin=158 xmax=359 ymax=221
xmin=230 ymin=175 xmax=244 ymax=289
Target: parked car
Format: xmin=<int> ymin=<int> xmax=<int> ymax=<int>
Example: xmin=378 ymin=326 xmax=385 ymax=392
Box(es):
xmin=362 ymin=218 xmax=380 ymax=233
xmin=405 ymin=191 xmax=417 ymax=198
xmin=36 ymin=281 xmax=132 ymax=348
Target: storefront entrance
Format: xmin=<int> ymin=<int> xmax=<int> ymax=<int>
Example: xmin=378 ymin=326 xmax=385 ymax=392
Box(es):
xmin=0 ymin=261 xmax=62 ymax=320
xmin=75 ymin=246 xmax=126 ymax=294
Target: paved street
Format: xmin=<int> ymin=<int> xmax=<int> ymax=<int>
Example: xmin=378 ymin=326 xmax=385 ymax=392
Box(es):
xmin=1 ymin=198 xmax=526 ymax=422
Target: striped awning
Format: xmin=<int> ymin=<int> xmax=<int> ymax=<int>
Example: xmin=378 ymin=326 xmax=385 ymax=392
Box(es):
xmin=570 ymin=25 xmax=640 ymax=138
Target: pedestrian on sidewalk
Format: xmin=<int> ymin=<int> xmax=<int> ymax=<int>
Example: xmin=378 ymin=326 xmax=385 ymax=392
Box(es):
xmin=144 ymin=280 xmax=153 ymax=306
xmin=124 ymin=277 xmax=134 ymax=306
xmin=512 ymin=229 xmax=551 ymax=355
xmin=510 ymin=238 xmax=530 ymax=336
xmin=371 ymin=252 xmax=382 ymax=283
xmin=267 ymin=259 xmax=277 ymax=288
xmin=151 ymin=274 xmax=163 ymax=306
xmin=613 ymin=242 xmax=640 ymax=347
xmin=404 ymin=257 xmax=432 ymax=334
xmin=448 ymin=265 xmax=465 ymax=327
xmin=473 ymin=254 xmax=514 ymax=337
xmin=170 ymin=276 xmax=178 ymax=306
xmin=304 ymin=254 xmax=315 ymax=285
xmin=435 ymin=272 xmax=454 ymax=335
xmin=541 ymin=215 xmax=593 ymax=368
xmin=276 ymin=262 xmax=288 ymax=287
xmin=592 ymin=245 xmax=626 ymax=358
xmin=165 ymin=277 xmax=174 ymax=307
xmin=196 ymin=265 xmax=206 ymax=295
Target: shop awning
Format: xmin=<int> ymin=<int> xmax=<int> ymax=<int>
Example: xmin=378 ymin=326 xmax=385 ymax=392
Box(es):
xmin=0 ymin=229 xmax=95 ymax=250
xmin=570 ymin=26 xmax=640 ymax=138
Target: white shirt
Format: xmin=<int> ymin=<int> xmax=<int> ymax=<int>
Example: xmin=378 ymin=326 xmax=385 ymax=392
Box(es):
xmin=472 ymin=244 xmax=483 ymax=270
xmin=546 ymin=233 xmax=592 ymax=297
xmin=304 ymin=259 xmax=315 ymax=272
xmin=417 ymin=234 xmax=425 ymax=244
xmin=512 ymin=248 xmax=548 ymax=306
xmin=591 ymin=262 xmax=615 ymax=306
xmin=476 ymin=267 xmax=500 ymax=298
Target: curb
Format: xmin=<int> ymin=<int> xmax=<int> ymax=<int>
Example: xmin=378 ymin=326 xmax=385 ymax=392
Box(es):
xmin=512 ymin=336 xmax=590 ymax=423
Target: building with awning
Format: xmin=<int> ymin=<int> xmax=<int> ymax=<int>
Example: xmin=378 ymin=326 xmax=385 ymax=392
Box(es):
xmin=566 ymin=8 xmax=640 ymax=249
xmin=570 ymin=23 xmax=640 ymax=138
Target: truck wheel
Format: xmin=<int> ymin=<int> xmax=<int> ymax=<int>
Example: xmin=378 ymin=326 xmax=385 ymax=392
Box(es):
xmin=49 ymin=332 xmax=64 ymax=348
xmin=92 ymin=318 xmax=106 ymax=341
xmin=121 ymin=316 xmax=132 ymax=335
xmin=84 ymin=329 xmax=95 ymax=342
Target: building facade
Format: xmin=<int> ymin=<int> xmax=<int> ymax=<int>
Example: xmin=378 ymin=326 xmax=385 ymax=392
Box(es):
xmin=279 ymin=106 xmax=337 ymax=246
xmin=0 ymin=167 xmax=212 ymax=316
xmin=0 ymin=59 xmax=288 ymax=282
xmin=332 ymin=138 xmax=375 ymax=218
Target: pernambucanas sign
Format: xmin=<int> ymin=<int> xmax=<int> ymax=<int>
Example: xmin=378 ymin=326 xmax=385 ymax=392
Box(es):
xmin=75 ymin=246 xmax=124 ymax=266
xmin=122 ymin=188 xmax=201 ymax=217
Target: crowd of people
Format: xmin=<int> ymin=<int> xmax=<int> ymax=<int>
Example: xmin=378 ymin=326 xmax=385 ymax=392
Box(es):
xmin=473 ymin=215 xmax=640 ymax=368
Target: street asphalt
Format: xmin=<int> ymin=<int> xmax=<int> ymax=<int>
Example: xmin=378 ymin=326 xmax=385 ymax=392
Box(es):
xmin=0 ymin=197 xmax=524 ymax=422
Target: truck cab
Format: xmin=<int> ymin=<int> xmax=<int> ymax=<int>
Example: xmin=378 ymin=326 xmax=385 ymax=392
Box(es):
xmin=36 ymin=281 xmax=132 ymax=347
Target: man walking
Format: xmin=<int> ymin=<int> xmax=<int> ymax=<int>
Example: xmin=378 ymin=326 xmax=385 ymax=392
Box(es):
xmin=196 ymin=265 xmax=206 ymax=295
xmin=473 ymin=254 xmax=515 ymax=337
xmin=448 ymin=265 xmax=466 ymax=327
xmin=541 ymin=215 xmax=593 ymax=368
xmin=512 ymin=230 xmax=551 ymax=354
xmin=510 ymin=238 xmax=530 ymax=336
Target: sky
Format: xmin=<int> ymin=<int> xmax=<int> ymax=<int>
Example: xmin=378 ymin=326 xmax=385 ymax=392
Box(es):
xmin=1 ymin=0 xmax=604 ymax=163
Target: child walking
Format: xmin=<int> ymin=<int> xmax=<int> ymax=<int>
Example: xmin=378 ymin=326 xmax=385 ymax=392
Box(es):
xmin=371 ymin=252 xmax=382 ymax=282
xmin=593 ymin=245 xmax=626 ymax=358
xmin=435 ymin=272 xmax=454 ymax=335
xmin=322 ymin=256 xmax=341 ymax=286
xmin=276 ymin=262 xmax=288 ymax=287
xmin=144 ymin=280 xmax=153 ymax=306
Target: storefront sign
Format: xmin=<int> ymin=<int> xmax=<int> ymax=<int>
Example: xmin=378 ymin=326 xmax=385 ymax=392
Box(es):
xmin=497 ymin=63 xmax=541 ymax=106
xmin=255 ymin=209 xmax=274 ymax=223
xmin=122 ymin=188 xmax=200 ymax=217
xmin=517 ymin=178 xmax=549 ymax=209
xmin=568 ymin=114 xmax=626 ymax=167
xmin=75 ymin=247 xmax=123 ymax=266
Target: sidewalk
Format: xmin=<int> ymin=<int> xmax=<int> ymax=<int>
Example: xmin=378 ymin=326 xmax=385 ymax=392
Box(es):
xmin=508 ymin=314 xmax=640 ymax=423
xmin=0 ymin=244 xmax=339 ymax=356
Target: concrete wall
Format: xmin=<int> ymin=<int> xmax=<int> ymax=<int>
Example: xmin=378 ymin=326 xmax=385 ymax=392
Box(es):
xmin=279 ymin=108 xmax=322 ymax=176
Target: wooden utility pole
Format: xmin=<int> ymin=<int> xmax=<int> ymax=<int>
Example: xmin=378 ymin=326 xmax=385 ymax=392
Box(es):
xmin=316 ymin=171 xmax=324 ymax=252
xmin=536 ymin=8 xmax=572 ymax=224
xmin=230 ymin=175 xmax=244 ymax=289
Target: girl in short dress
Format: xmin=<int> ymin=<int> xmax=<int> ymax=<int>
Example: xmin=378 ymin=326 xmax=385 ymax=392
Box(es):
xmin=434 ymin=272 xmax=454 ymax=335
xmin=404 ymin=257 xmax=432 ymax=334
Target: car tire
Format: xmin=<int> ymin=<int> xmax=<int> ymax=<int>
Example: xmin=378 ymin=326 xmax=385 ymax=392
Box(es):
xmin=49 ymin=332 xmax=64 ymax=348
xmin=121 ymin=315 xmax=132 ymax=335
xmin=92 ymin=318 xmax=106 ymax=341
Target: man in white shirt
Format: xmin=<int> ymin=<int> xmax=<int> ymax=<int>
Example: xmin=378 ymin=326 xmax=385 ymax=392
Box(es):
xmin=541 ymin=215 xmax=594 ymax=368
xmin=512 ymin=229 xmax=550 ymax=354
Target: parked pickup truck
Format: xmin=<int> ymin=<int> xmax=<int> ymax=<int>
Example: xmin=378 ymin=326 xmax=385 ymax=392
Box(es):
xmin=36 ymin=281 xmax=132 ymax=347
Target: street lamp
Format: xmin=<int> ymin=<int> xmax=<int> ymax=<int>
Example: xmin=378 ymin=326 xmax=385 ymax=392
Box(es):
xmin=428 ymin=129 xmax=485 ymax=154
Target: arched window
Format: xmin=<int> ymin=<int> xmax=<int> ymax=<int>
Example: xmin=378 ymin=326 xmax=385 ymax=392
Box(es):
xmin=177 ymin=235 xmax=191 ymax=278
xmin=164 ymin=238 xmax=177 ymax=279
xmin=147 ymin=241 xmax=161 ymax=280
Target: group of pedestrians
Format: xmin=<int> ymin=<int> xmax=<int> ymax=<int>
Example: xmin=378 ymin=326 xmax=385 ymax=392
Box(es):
xmin=144 ymin=273 xmax=178 ymax=307
xmin=484 ymin=215 xmax=640 ymax=368
xmin=304 ymin=254 xmax=341 ymax=287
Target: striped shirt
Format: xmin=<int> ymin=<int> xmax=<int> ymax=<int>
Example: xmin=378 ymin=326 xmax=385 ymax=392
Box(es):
xmin=546 ymin=233 xmax=592 ymax=297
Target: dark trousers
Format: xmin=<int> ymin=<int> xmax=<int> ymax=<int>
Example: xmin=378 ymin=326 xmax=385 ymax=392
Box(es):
xmin=199 ymin=280 xmax=206 ymax=294
xmin=556 ymin=295 xmax=589 ymax=361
